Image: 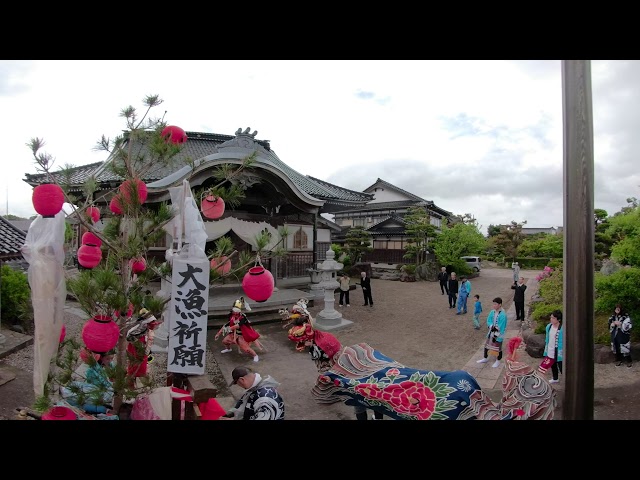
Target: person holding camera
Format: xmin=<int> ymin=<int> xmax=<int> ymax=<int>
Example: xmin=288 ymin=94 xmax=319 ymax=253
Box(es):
xmin=476 ymin=297 xmax=508 ymax=368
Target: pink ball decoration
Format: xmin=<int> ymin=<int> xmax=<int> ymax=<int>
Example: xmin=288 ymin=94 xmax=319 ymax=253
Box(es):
xmin=59 ymin=324 xmax=66 ymax=343
xmin=119 ymin=178 xmax=148 ymax=204
xmin=161 ymin=125 xmax=188 ymax=145
xmin=210 ymin=256 xmax=231 ymax=275
xmin=81 ymin=231 xmax=102 ymax=248
xmin=109 ymin=196 xmax=123 ymax=215
xmin=42 ymin=406 xmax=77 ymax=421
xmin=242 ymin=265 xmax=275 ymax=303
xmin=130 ymin=257 xmax=146 ymax=274
xmin=32 ymin=184 xmax=65 ymax=217
xmin=201 ymin=195 xmax=225 ymax=220
xmin=82 ymin=314 xmax=120 ymax=353
xmin=86 ymin=206 xmax=100 ymax=223
xmin=77 ymin=244 xmax=102 ymax=269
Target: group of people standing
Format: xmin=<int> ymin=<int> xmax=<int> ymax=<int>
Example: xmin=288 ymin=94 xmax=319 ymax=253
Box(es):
xmin=437 ymin=267 xmax=472 ymax=315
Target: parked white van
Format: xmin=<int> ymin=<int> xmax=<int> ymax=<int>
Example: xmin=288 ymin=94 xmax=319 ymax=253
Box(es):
xmin=461 ymin=256 xmax=482 ymax=272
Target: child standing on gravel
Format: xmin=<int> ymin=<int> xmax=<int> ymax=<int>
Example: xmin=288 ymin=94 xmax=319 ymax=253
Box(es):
xmin=472 ymin=294 xmax=482 ymax=329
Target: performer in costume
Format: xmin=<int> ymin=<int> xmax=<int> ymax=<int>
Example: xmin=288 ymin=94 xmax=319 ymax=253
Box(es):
xmin=214 ymin=297 xmax=263 ymax=362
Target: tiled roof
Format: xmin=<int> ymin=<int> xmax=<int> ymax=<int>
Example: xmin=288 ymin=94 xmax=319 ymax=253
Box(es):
xmin=23 ymin=131 xmax=371 ymax=206
xmin=364 ymin=178 xmax=425 ymax=202
xmin=0 ymin=216 xmax=27 ymax=260
xmin=332 ymin=200 xmax=420 ymax=213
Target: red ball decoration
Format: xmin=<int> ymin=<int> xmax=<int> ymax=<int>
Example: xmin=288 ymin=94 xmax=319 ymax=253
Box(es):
xmin=59 ymin=324 xmax=66 ymax=343
xmin=242 ymin=266 xmax=275 ymax=303
xmin=32 ymin=184 xmax=65 ymax=218
xmin=130 ymin=257 xmax=146 ymax=274
xmin=81 ymin=231 xmax=102 ymax=248
xmin=210 ymin=256 xmax=231 ymax=275
xmin=42 ymin=406 xmax=77 ymax=421
xmin=82 ymin=314 xmax=120 ymax=353
xmin=161 ymin=125 xmax=188 ymax=145
xmin=201 ymin=195 xmax=225 ymax=220
xmin=109 ymin=196 xmax=123 ymax=215
xmin=77 ymin=244 xmax=102 ymax=269
xmin=119 ymin=178 xmax=148 ymax=204
xmin=86 ymin=206 xmax=100 ymax=223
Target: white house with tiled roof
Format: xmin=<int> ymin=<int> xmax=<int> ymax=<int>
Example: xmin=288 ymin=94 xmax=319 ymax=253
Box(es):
xmin=332 ymin=178 xmax=453 ymax=263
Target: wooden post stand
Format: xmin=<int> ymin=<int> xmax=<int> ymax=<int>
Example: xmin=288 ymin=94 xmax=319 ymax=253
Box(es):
xmin=168 ymin=372 xmax=218 ymax=420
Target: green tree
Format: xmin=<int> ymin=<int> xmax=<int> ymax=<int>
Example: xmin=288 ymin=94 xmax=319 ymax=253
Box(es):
xmin=486 ymin=224 xmax=501 ymax=237
xmin=606 ymin=204 xmax=640 ymax=267
xmin=492 ymin=220 xmax=527 ymax=260
xmin=517 ymin=233 xmax=563 ymax=258
xmin=431 ymin=222 xmax=485 ymax=272
xmin=403 ymin=206 xmax=436 ymax=265
xmin=344 ymin=226 xmax=373 ymax=263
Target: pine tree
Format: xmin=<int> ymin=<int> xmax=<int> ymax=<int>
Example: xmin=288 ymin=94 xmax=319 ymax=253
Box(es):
xmin=27 ymin=94 xmax=280 ymax=416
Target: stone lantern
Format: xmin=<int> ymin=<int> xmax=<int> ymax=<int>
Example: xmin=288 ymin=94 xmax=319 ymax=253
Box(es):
xmin=314 ymin=248 xmax=353 ymax=331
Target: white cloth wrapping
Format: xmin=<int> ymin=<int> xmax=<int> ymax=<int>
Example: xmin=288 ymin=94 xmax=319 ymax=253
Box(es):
xmin=21 ymin=211 xmax=67 ymax=398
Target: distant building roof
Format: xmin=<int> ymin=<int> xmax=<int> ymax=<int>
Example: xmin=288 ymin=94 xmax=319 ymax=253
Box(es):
xmin=0 ymin=216 xmax=27 ymax=260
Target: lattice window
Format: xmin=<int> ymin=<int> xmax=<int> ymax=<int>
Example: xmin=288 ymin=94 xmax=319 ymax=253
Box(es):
xmin=293 ymin=228 xmax=308 ymax=249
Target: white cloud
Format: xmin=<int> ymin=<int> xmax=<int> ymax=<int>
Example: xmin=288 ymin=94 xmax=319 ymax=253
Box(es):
xmin=1 ymin=60 xmax=637 ymax=234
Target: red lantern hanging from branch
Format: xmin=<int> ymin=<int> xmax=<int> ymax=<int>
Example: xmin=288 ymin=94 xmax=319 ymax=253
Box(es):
xmin=130 ymin=257 xmax=146 ymax=274
xmin=242 ymin=256 xmax=274 ymax=302
xmin=161 ymin=125 xmax=188 ymax=145
xmin=81 ymin=231 xmax=102 ymax=248
xmin=77 ymin=244 xmax=102 ymax=269
xmin=82 ymin=314 xmax=120 ymax=353
xmin=86 ymin=206 xmax=100 ymax=223
xmin=119 ymin=178 xmax=148 ymax=204
xmin=210 ymin=256 xmax=231 ymax=275
xmin=109 ymin=196 xmax=123 ymax=215
xmin=201 ymin=195 xmax=225 ymax=220
xmin=32 ymin=184 xmax=65 ymax=217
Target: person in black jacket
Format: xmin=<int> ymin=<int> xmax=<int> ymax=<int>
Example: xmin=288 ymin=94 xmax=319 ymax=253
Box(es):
xmin=437 ymin=266 xmax=449 ymax=295
xmin=358 ymin=271 xmax=373 ymax=307
xmin=448 ymin=272 xmax=459 ymax=309
xmin=511 ymin=276 xmax=527 ymax=320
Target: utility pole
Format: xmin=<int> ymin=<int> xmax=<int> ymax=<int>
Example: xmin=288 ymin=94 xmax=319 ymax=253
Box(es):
xmin=562 ymin=60 xmax=595 ymax=419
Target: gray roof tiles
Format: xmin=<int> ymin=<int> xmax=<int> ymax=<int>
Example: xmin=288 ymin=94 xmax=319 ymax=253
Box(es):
xmin=0 ymin=216 xmax=27 ymax=260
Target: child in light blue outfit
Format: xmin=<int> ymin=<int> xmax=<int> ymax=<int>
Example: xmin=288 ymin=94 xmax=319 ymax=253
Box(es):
xmin=473 ymin=294 xmax=482 ymax=329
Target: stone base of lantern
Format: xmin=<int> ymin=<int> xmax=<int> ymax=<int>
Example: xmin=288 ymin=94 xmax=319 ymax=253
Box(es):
xmin=314 ymin=312 xmax=353 ymax=331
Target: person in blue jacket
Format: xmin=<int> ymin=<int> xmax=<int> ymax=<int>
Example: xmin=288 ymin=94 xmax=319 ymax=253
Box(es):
xmin=456 ymin=276 xmax=472 ymax=314
xmin=476 ymin=297 xmax=508 ymax=368
xmin=539 ymin=310 xmax=563 ymax=383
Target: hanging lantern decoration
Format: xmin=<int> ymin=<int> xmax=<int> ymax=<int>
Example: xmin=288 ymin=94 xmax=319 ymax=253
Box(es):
xmin=42 ymin=406 xmax=77 ymax=421
xmin=242 ymin=256 xmax=274 ymax=303
xmin=119 ymin=178 xmax=148 ymax=204
xmin=161 ymin=125 xmax=188 ymax=145
xmin=59 ymin=324 xmax=66 ymax=343
xmin=210 ymin=256 xmax=231 ymax=275
xmin=32 ymin=183 xmax=65 ymax=218
xmin=86 ymin=206 xmax=100 ymax=223
xmin=109 ymin=196 xmax=123 ymax=215
xmin=81 ymin=231 xmax=102 ymax=248
xmin=130 ymin=257 xmax=146 ymax=274
xmin=78 ymin=244 xmax=102 ymax=269
xmin=82 ymin=314 xmax=120 ymax=353
xmin=201 ymin=195 xmax=225 ymax=220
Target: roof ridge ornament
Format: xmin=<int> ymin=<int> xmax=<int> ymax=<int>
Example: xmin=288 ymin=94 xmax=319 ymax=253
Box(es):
xmin=235 ymin=127 xmax=258 ymax=138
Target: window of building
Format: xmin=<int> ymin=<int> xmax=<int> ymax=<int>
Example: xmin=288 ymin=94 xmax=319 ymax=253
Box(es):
xmin=293 ymin=228 xmax=308 ymax=249
xmin=353 ymin=218 xmax=365 ymax=227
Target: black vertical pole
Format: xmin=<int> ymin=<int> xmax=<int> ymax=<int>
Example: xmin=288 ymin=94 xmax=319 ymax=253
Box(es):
xmin=562 ymin=60 xmax=595 ymax=420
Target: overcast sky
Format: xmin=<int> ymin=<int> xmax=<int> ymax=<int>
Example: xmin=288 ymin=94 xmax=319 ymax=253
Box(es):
xmin=1 ymin=60 xmax=638 ymax=234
